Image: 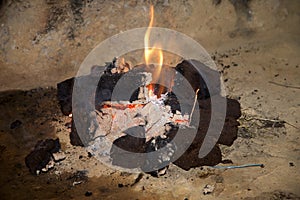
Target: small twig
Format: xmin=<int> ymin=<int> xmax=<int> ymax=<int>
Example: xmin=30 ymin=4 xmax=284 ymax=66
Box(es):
xmin=189 ymin=89 xmax=200 ymax=126
xmin=269 ymin=81 xmax=300 ymax=89
xmin=243 ymin=116 xmax=300 ymax=130
xmin=210 ymin=163 xmax=264 ymax=169
xmin=250 ymin=117 xmax=285 ymax=123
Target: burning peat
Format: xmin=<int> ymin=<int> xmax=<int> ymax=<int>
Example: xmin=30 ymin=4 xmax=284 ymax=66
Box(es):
xmin=57 ymin=58 xmax=241 ymax=175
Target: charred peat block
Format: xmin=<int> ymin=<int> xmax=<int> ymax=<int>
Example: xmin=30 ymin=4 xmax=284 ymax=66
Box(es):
xmin=25 ymin=138 xmax=61 ymax=175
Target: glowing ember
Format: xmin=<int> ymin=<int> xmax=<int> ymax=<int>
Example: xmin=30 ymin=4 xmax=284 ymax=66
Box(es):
xmin=147 ymin=84 xmax=156 ymax=99
xmin=101 ymin=103 xmax=144 ymax=110
xmin=97 ymin=99 xmax=190 ymax=142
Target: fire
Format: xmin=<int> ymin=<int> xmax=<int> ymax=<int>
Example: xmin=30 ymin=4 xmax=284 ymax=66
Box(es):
xmin=147 ymin=83 xmax=165 ymax=99
xmin=101 ymin=103 xmax=144 ymax=110
xmin=144 ymin=5 xmax=165 ymax=98
xmin=144 ymin=5 xmax=163 ymax=83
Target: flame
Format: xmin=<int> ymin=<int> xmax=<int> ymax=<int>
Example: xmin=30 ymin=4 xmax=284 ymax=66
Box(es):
xmin=144 ymin=5 xmax=165 ymax=98
xmin=144 ymin=5 xmax=154 ymax=65
xmin=144 ymin=5 xmax=163 ymax=83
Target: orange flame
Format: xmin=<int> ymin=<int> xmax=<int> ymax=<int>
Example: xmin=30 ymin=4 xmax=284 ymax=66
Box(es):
xmin=144 ymin=5 xmax=163 ymax=83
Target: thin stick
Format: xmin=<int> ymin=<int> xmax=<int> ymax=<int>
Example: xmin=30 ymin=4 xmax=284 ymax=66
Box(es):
xmin=210 ymin=163 xmax=264 ymax=169
xmin=189 ymin=89 xmax=200 ymax=126
xmin=284 ymin=122 xmax=300 ymax=130
xmin=244 ymin=116 xmax=300 ymax=130
xmin=269 ymin=81 xmax=300 ymax=89
xmin=249 ymin=117 xmax=285 ymax=123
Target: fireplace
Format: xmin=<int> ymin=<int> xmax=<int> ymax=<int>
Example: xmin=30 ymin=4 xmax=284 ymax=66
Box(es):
xmin=56 ymin=57 xmax=241 ymax=176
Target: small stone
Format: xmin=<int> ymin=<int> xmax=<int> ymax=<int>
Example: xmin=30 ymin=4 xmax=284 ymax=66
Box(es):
xmin=52 ymin=152 xmax=66 ymax=162
xmin=85 ymin=191 xmax=92 ymax=197
xmin=10 ymin=120 xmax=22 ymax=129
xmin=73 ymin=181 xmax=82 ymax=186
xmin=42 ymin=159 xmax=55 ymax=172
xmin=157 ymin=167 xmax=168 ymax=176
xmin=203 ymin=184 xmax=215 ymax=195
xmin=41 ymin=168 xmax=48 ymax=172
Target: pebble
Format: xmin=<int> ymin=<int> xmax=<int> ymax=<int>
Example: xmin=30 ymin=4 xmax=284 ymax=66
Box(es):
xmin=203 ymin=184 xmax=215 ymax=195
xmin=73 ymin=181 xmax=82 ymax=186
xmin=52 ymin=151 xmax=66 ymax=162
xmin=85 ymin=191 xmax=93 ymax=197
xmin=41 ymin=159 xmax=55 ymax=172
xmin=10 ymin=120 xmax=22 ymax=129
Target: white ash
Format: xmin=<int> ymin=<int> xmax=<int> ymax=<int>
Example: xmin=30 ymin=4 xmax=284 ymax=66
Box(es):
xmin=92 ymin=93 xmax=189 ymax=143
xmin=86 ymin=90 xmax=190 ymax=172
xmin=87 ymin=136 xmax=113 ymax=165
xmin=139 ymin=100 xmax=172 ymax=141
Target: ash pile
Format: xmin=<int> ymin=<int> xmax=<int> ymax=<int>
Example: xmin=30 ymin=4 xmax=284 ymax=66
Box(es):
xmin=57 ymin=58 xmax=241 ymax=175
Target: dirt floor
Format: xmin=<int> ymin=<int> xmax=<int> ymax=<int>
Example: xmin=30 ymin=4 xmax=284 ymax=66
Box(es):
xmin=0 ymin=0 xmax=299 ymax=199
